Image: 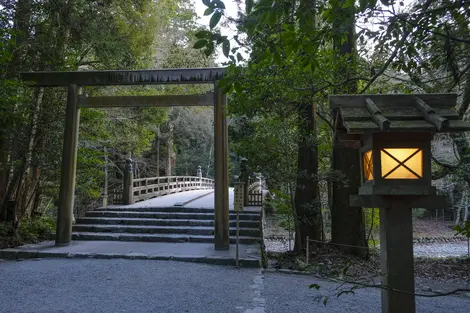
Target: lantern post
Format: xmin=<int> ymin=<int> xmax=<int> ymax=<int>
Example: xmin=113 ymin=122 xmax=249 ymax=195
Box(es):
xmin=329 ymin=94 xmax=470 ymax=313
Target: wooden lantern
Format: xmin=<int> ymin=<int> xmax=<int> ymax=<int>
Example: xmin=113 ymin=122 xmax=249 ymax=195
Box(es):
xmin=329 ymin=93 xmax=470 ymax=313
xmin=330 ymin=93 xmax=470 ymax=201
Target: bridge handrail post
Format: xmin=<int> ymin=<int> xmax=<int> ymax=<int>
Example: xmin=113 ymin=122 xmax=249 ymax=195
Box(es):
xmin=123 ymin=158 xmax=134 ymax=204
xmin=157 ymin=177 xmax=160 ymax=196
xmin=196 ymin=165 xmax=202 ymax=189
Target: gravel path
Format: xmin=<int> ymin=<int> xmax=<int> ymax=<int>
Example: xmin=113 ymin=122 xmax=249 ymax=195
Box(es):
xmin=265 ymin=237 xmax=470 ymax=258
xmin=0 ymin=259 xmax=468 ymax=313
xmin=414 ymin=241 xmax=470 ymax=258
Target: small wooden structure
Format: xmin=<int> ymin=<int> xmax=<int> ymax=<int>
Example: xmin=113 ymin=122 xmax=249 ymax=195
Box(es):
xmin=21 ymin=68 xmax=231 ymax=250
xmin=330 ymin=93 xmax=470 ymax=313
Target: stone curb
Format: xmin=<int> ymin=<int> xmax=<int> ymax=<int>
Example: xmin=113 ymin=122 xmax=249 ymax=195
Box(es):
xmin=413 ymin=236 xmax=468 ymax=244
xmin=263 ymin=268 xmax=312 ymax=276
xmin=0 ymin=249 xmax=261 ymax=268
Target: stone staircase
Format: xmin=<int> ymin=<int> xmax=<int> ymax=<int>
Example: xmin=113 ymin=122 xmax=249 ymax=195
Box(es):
xmin=72 ymin=206 xmax=261 ymax=244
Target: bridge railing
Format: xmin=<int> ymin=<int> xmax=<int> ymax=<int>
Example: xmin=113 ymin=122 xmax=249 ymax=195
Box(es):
xmin=132 ymin=176 xmax=214 ymax=203
xmin=119 ymin=160 xmax=213 ymax=205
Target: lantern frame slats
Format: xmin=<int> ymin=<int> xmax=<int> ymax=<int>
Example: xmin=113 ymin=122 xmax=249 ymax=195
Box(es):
xmin=413 ymin=96 xmax=449 ymax=131
xmin=365 ymin=98 xmax=391 ymax=130
xmin=330 ymin=93 xmax=470 ymax=134
xmin=340 ymin=107 xmax=460 ymax=122
xmin=329 ymin=93 xmax=457 ymax=109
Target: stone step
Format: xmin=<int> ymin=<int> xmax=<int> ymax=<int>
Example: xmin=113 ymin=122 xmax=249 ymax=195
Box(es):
xmin=86 ymin=211 xmax=261 ymax=221
xmin=76 ymin=217 xmax=260 ymax=228
xmin=72 ymin=224 xmax=260 ymax=237
xmin=72 ymin=232 xmax=260 ymax=245
xmin=102 ymin=206 xmax=260 ymax=214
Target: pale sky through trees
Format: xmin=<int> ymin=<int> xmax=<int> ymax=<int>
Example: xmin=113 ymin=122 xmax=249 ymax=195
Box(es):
xmin=192 ymin=0 xmax=244 ymax=64
xmin=191 ymin=0 xmax=415 ymax=64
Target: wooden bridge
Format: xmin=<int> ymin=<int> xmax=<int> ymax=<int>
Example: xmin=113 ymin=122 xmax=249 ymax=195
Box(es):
xmin=109 ymin=161 xmax=215 ymax=205
xmin=108 ymin=160 xmax=263 ymax=207
xmin=70 ymin=170 xmax=265 ymax=247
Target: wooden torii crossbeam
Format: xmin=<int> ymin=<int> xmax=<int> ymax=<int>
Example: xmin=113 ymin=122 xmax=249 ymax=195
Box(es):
xmin=78 ymin=93 xmax=214 ymax=108
xmin=21 ymin=68 xmax=230 ymax=251
xmin=21 ymin=68 xmax=225 ymax=86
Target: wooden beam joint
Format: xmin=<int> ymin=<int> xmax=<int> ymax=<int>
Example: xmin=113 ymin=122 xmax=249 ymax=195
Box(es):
xmin=365 ymin=98 xmax=391 ymax=130
xmin=413 ymin=96 xmax=449 ymax=131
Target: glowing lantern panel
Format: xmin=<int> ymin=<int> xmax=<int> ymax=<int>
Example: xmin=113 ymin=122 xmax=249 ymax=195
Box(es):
xmin=380 ymin=148 xmax=423 ymax=179
xmin=363 ymin=150 xmax=373 ymax=181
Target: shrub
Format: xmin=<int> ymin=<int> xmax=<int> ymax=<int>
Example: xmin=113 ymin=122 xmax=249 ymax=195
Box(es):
xmin=0 ymin=215 xmax=56 ymax=248
xmin=455 ymin=220 xmax=470 ymax=238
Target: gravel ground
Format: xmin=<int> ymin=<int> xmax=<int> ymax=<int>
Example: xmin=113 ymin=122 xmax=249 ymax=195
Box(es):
xmin=265 ymin=237 xmax=470 ymax=258
xmin=264 ymin=216 xmax=470 ymax=258
xmin=414 ymin=242 xmax=470 ymax=258
xmin=264 ymin=238 xmax=294 ymax=252
xmin=0 ymin=258 xmax=469 ymax=313
xmin=264 ymin=271 xmax=470 ymax=313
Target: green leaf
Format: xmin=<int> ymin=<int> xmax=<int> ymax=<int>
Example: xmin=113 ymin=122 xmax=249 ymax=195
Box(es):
xmin=266 ymin=11 xmax=277 ymax=26
xmin=210 ymin=11 xmax=222 ymax=29
xmin=204 ymin=8 xmax=214 ymax=15
xmin=222 ymin=39 xmax=230 ymax=57
xmin=218 ymin=76 xmax=231 ymax=89
xmin=236 ymin=52 xmax=243 ymax=62
xmin=359 ymin=0 xmax=369 ymax=9
xmin=234 ymin=81 xmax=243 ymax=93
xmin=246 ymin=0 xmax=254 ymax=14
xmin=309 ymin=284 xmax=321 ymax=290
xmin=216 ymin=35 xmax=226 ymax=44
xmin=195 ymin=30 xmax=212 ymax=39
xmin=204 ymin=42 xmax=215 ymax=56
xmin=213 ymin=0 xmax=226 ymax=9
xmin=202 ymin=0 xmax=211 ymax=6
xmin=193 ymin=40 xmax=208 ymax=49
xmin=273 ymin=51 xmax=281 ymax=65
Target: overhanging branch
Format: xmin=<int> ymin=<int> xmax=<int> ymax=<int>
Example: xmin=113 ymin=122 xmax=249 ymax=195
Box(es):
xmin=359 ymin=31 xmax=410 ymax=94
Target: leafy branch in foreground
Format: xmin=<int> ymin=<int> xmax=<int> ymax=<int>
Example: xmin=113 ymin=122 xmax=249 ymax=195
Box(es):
xmin=310 ymin=277 xmax=470 ymax=306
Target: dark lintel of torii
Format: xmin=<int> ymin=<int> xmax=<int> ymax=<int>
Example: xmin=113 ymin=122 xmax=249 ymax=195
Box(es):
xmin=78 ymin=93 xmax=214 ymax=108
xmin=20 ymin=67 xmax=226 ymax=87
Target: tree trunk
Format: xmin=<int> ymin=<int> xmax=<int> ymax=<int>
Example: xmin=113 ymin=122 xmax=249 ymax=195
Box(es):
xmin=294 ymin=102 xmax=322 ymax=251
xmin=19 ymin=87 xmax=44 ymax=218
xmin=330 ymin=0 xmax=368 ymax=258
xmin=0 ymin=0 xmax=33 ymax=220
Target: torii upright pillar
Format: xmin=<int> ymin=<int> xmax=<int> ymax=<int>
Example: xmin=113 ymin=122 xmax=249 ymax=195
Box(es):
xmin=56 ymin=84 xmax=81 ymax=246
xmin=214 ymin=82 xmax=230 ymax=250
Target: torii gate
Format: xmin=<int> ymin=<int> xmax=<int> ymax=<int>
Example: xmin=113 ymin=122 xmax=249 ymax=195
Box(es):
xmin=21 ymin=68 xmax=230 ymax=250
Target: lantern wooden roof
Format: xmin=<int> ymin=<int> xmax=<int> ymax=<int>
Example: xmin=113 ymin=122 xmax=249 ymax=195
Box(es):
xmin=329 ymin=93 xmax=470 ymax=134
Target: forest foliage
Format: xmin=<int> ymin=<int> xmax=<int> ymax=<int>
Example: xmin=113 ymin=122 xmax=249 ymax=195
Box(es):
xmin=195 ymin=0 xmax=470 ymax=251
xmin=1 ymin=0 xmax=470 ymax=250
xmin=0 ymin=0 xmax=216 ymax=240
